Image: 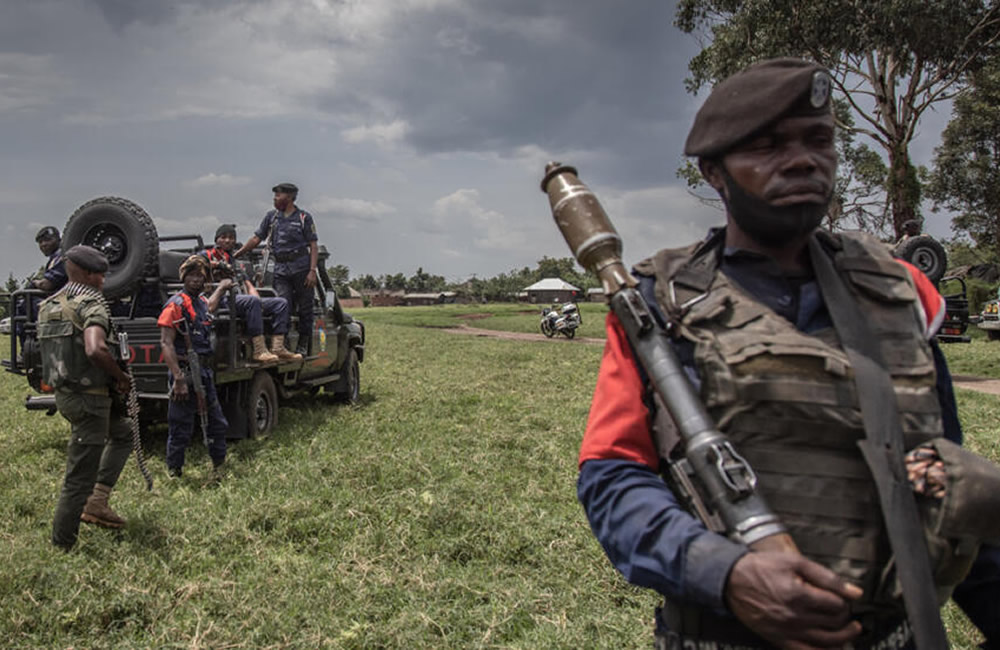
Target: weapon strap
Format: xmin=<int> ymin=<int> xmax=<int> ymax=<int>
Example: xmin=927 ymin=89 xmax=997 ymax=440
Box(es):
xmin=808 ymin=236 xmax=948 ymax=649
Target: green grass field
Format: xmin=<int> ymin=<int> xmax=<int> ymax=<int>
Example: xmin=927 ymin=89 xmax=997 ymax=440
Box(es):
xmin=0 ymin=305 xmax=996 ymax=648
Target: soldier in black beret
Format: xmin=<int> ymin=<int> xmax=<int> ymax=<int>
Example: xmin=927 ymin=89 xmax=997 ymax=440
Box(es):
xmin=577 ymin=57 xmax=1000 ymax=649
xmin=38 ymin=242 xmax=132 ymax=549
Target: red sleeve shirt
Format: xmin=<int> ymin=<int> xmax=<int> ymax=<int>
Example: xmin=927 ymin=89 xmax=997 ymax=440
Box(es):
xmin=157 ymin=299 xmax=185 ymax=329
xmin=896 ymin=260 xmax=946 ymax=339
xmin=578 ymin=312 xmax=658 ymax=469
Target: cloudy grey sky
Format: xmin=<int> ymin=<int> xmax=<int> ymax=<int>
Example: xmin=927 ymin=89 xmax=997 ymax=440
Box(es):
xmin=0 ymin=0 xmax=954 ymax=284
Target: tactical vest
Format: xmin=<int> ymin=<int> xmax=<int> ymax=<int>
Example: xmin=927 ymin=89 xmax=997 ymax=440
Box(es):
xmin=165 ymin=292 xmax=214 ymax=357
xmin=37 ymin=292 xmax=113 ymax=393
xmin=640 ymin=231 xmax=942 ymax=612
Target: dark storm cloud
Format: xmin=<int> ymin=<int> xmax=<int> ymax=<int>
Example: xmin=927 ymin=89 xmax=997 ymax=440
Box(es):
xmin=328 ymin=0 xmax=696 ymax=165
xmin=89 ymin=0 xmax=179 ymax=30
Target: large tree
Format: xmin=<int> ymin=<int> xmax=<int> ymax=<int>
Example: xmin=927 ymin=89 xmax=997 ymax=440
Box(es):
xmin=927 ymin=60 xmax=1000 ymax=259
xmin=675 ymin=0 xmax=1000 ymax=236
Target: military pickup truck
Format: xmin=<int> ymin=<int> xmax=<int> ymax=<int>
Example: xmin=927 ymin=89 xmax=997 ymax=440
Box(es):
xmin=3 ymin=196 xmax=365 ymax=439
xmin=893 ymin=234 xmax=970 ymax=344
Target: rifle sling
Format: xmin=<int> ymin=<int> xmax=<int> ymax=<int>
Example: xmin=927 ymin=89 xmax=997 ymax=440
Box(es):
xmin=808 ymin=237 xmax=948 ymax=648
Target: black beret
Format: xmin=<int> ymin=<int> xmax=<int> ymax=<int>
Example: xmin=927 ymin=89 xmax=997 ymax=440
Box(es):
xmin=272 ymin=182 xmax=298 ymax=194
xmin=179 ymin=255 xmax=211 ymax=280
xmin=64 ymin=245 xmax=109 ymax=273
xmin=35 ymin=226 xmax=60 ymax=242
xmin=684 ymin=58 xmax=832 ymax=158
xmin=215 ymin=223 xmax=237 ymax=240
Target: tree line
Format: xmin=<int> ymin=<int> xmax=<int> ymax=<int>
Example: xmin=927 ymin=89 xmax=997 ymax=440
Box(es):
xmin=327 ymin=256 xmax=599 ymax=303
xmin=675 ymin=0 xmax=1000 ymax=262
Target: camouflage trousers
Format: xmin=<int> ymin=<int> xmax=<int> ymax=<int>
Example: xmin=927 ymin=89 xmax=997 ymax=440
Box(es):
xmin=52 ymin=390 xmax=131 ymax=549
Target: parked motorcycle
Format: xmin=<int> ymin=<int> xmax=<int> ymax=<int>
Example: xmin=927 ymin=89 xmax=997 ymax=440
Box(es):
xmin=540 ymin=302 xmax=581 ymax=339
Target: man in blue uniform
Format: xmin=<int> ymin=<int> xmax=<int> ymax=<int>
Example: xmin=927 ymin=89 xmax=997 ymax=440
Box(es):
xmin=200 ymin=223 xmax=301 ymax=362
xmin=577 ymin=58 xmax=1000 ymax=649
xmin=158 ymin=255 xmax=232 ymax=478
xmin=15 ymin=226 xmax=68 ymax=344
xmin=233 ymin=182 xmax=319 ymax=356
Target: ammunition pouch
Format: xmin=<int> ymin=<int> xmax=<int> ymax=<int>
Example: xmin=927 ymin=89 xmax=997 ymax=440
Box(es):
xmin=915 ymin=437 xmax=1000 ymax=603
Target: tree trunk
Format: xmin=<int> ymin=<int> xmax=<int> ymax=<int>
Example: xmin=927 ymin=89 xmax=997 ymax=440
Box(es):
xmin=887 ymin=144 xmax=920 ymax=237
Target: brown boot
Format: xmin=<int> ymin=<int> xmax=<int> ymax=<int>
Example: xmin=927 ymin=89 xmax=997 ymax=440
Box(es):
xmin=80 ymin=483 xmax=126 ymax=529
xmin=270 ymin=334 xmax=303 ymax=360
xmin=252 ymin=335 xmax=279 ymax=363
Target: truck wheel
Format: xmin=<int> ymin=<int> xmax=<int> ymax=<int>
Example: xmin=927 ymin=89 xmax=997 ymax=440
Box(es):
xmin=248 ymin=371 xmax=278 ymax=438
xmin=333 ymin=349 xmax=360 ymax=403
xmin=63 ymin=197 xmax=159 ymax=300
xmin=988 ymin=330 xmax=1000 ymax=342
xmin=894 ymin=235 xmax=947 ymax=284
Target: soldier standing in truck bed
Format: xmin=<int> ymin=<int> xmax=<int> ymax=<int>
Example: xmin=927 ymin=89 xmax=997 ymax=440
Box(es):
xmin=39 ymin=245 xmax=132 ymax=550
xmin=233 ymin=182 xmax=319 ymax=357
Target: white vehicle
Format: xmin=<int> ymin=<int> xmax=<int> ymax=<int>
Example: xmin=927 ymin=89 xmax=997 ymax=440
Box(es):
xmin=0 ymin=317 xmax=10 ymax=335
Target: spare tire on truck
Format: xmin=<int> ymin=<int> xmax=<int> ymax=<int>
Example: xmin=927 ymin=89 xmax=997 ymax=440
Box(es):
xmin=894 ymin=234 xmax=947 ymax=284
xmin=62 ymin=197 xmax=159 ymax=300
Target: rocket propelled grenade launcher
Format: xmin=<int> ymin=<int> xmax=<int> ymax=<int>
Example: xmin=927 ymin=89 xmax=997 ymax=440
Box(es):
xmin=540 ymin=162 xmax=795 ymax=553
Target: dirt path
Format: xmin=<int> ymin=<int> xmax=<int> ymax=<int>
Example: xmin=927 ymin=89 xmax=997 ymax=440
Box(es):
xmin=951 ymin=375 xmax=1000 ymax=396
xmin=442 ymin=326 xmax=1000 ymax=397
xmin=440 ymin=323 xmax=605 ymax=345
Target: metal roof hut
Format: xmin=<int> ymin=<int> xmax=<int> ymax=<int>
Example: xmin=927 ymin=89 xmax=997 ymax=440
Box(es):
xmin=523 ymin=278 xmax=581 ymax=304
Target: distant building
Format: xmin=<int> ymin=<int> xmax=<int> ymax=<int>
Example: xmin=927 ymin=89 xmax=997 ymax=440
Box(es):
xmin=522 ymin=278 xmax=581 ymax=304
xmin=362 ymin=289 xmax=406 ymax=307
xmin=404 ymin=291 xmax=457 ymax=306
xmin=339 ymin=286 xmax=364 ymax=309
xmin=586 ymin=287 xmax=605 ymax=302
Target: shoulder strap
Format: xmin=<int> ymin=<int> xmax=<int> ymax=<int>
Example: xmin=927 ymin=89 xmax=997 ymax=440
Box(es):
xmin=808 ymin=234 xmax=948 ymax=648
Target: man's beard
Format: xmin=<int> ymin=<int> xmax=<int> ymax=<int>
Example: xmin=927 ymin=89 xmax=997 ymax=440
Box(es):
xmin=721 ymin=169 xmax=830 ymax=248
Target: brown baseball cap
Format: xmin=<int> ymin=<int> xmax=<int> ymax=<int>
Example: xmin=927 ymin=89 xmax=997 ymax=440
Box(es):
xmin=684 ymin=58 xmax=832 ymax=158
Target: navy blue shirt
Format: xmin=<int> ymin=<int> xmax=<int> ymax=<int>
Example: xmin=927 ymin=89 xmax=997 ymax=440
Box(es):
xmin=41 ymin=249 xmax=67 ymax=291
xmin=254 ymin=207 xmax=318 ymax=276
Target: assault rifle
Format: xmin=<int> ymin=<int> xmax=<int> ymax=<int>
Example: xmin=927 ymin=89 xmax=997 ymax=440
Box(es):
xmin=174 ymin=318 xmax=210 ymax=449
xmin=254 ymin=217 xmax=278 ymax=287
xmin=540 ymin=162 xmax=796 ymax=553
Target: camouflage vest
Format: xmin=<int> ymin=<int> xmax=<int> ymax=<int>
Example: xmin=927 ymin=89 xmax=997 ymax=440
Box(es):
xmin=640 ymin=231 xmax=942 ymax=611
xmin=37 ymin=288 xmax=114 ymax=393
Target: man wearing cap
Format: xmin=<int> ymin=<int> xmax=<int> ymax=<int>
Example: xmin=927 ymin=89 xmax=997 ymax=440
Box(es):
xmin=157 ymin=255 xmax=233 ymax=478
xmin=200 ymin=224 xmax=301 ymax=362
xmin=38 ymin=245 xmax=133 ymax=550
xmin=14 ymin=227 xmax=69 ymax=344
xmin=30 ymin=226 xmax=68 ymax=293
xmin=576 ymin=58 xmax=1000 ymax=648
xmin=233 ymin=182 xmax=319 ymax=357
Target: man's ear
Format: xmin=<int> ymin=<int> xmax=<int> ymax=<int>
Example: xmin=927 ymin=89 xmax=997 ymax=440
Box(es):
xmin=698 ymin=158 xmax=727 ymax=195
